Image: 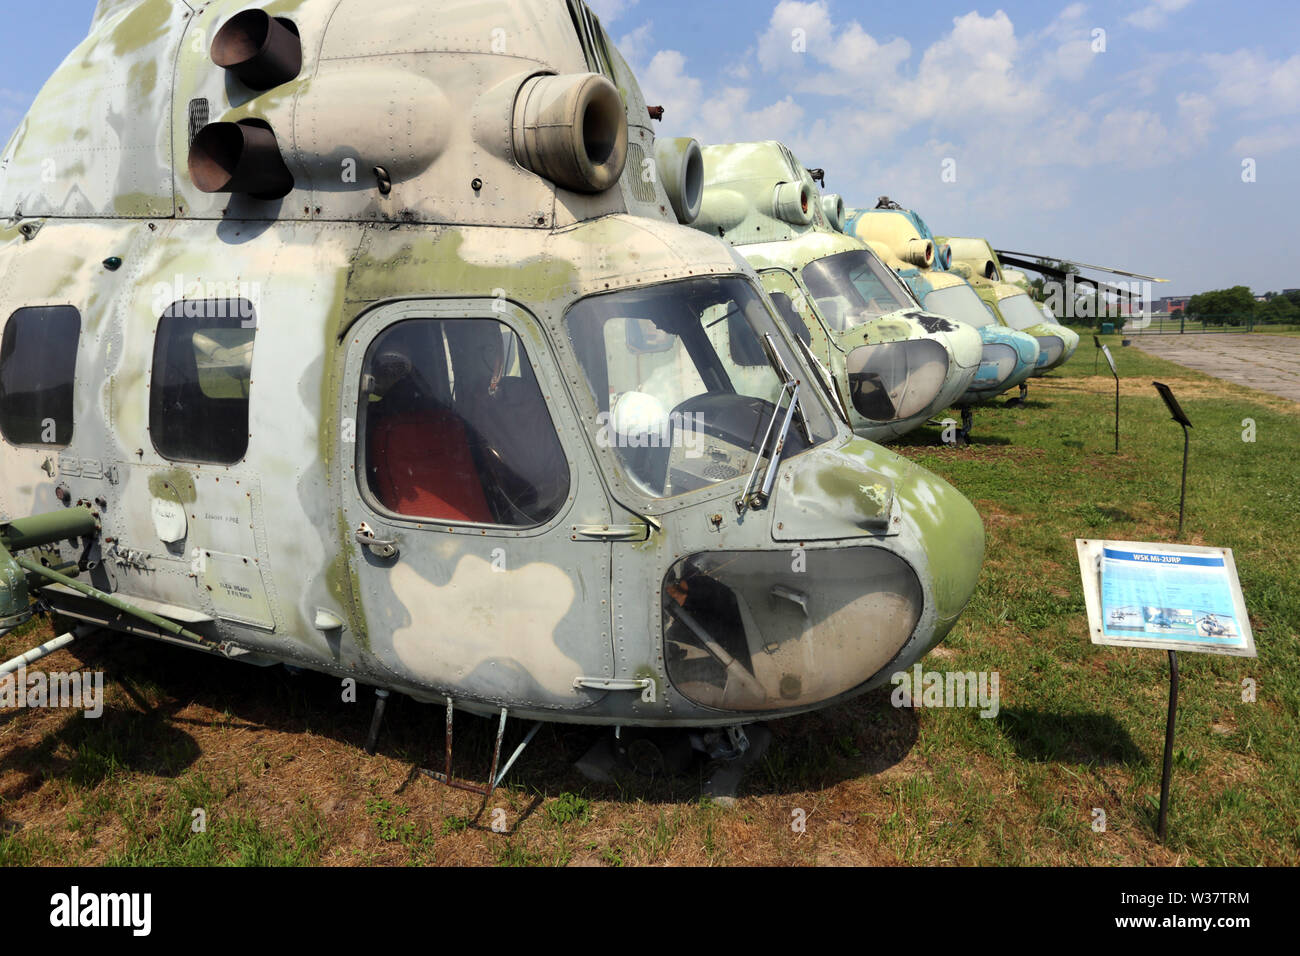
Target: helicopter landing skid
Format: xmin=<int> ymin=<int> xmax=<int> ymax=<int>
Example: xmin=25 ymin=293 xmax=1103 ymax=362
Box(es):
xmin=417 ymin=698 xmax=543 ymax=801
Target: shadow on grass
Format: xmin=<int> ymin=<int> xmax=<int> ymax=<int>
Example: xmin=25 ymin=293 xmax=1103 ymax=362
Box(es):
xmin=893 ymin=430 xmax=1013 ymax=449
xmin=994 ymin=708 xmax=1145 ymax=765
xmin=4 ymin=631 xmax=918 ymax=806
xmin=0 ymin=701 xmax=202 ymax=801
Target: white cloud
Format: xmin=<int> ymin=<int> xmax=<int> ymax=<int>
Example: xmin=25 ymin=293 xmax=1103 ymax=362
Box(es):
xmin=616 ymin=20 xmax=655 ymax=71
xmin=1125 ymin=0 xmax=1194 ymax=31
xmin=883 ymin=10 xmax=1039 ymax=123
xmin=1204 ymin=50 xmax=1300 ymax=117
xmin=1232 ymin=125 xmax=1300 ymax=156
xmin=641 ymin=49 xmax=803 ymax=147
xmin=756 ymin=0 xmax=833 ymax=73
xmin=587 ymin=0 xmax=638 ymax=25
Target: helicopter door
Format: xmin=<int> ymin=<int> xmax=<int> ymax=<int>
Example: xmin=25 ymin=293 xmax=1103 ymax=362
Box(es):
xmin=339 ymin=300 xmax=615 ymax=711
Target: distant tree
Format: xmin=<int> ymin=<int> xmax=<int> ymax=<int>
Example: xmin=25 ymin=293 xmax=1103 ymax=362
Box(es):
xmin=1258 ymin=295 xmax=1298 ymax=325
xmin=1186 ymin=286 xmax=1256 ymax=326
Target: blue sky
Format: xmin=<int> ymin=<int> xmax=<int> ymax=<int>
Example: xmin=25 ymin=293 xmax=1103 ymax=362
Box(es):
xmin=3 ymin=0 xmax=1298 ymax=294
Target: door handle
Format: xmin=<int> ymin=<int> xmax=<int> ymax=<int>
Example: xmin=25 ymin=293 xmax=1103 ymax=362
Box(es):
xmin=355 ymin=522 xmax=399 ymax=559
xmin=572 ymin=524 xmax=650 ymax=542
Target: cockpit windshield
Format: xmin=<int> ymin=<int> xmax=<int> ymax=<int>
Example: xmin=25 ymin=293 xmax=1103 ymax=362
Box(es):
xmin=923 ymin=283 xmax=995 ymax=328
xmin=565 ymin=276 xmax=833 ymax=500
xmin=999 ymin=293 xmax=1049 ymax=331
xmin=800 ymin=250 xmax=916 ymax=332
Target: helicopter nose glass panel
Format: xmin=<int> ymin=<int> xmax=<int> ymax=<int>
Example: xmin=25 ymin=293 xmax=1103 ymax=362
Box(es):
xmin=998 ymin=293 xmax=1051 ymax=332
xmin=0 ymin=305 xmax=80 ymax=448
xmin=663 ymin=548 xmax=923 ymax=712
xmin=149 ymin=300 xmax=256 ymax=465
xmin=844 ymin=339 xmax=950 ymax=422
xmin=1034 ymin=335 xmax=1065 ymax=368
xmin=974 ymin=342 xmax=1019 ymax=386
xmin=923 ymin=283 xmax=995 ymax=328
xmin=358 ymin=319 xmax=570 ymax=528
xmin=564 ymin=276 xmax=833 ymax=500
xmin=800 ymin=250 xmax=916 ymax=331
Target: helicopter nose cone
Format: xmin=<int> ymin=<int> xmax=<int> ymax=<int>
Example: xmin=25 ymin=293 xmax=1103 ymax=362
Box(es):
xmin=890 ymin=451 xmax=985 ymax=655
xmin=654 ymin=439 xmax=987 ymax=713
xmin=1056 ymin=325 xmax=1080 ymax=361
xmin=839 ymin=314 xmax=981 ymax=432
xmin=844 ymin=337 xmax=950 ymax=423
xmin=1029 ymin=325 xmax=1080 ymax=374
xmin=964 ymin=327 xmax=1040 ymax=399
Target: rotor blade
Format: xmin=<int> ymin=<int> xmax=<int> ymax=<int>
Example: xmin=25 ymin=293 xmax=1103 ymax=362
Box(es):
xmin=995 ymin=250 xmax=1169 ymax=283
xmin=999 ymin=258 xmax=1154 ymax=301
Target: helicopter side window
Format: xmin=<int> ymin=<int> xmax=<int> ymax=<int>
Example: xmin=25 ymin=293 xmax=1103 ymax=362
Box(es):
xmin=0 ymin=305 xmax=81 ymax=448
xmin=359 ymin=318 xmax=570 ymax=528
xmin=150 ymin=300 xmax=256 ymax=466
xmin=757 ymin=269 xmax=819 ymax=345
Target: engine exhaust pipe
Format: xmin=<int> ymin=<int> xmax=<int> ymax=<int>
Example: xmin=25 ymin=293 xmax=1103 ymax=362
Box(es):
xmin=654 ymin=137 xmax=703 ymax=224
xmin=188 ymin=120 xmax=294 ymax=199
xmin=211 ymin=9 xmax=302 ymax=92
xmin=513 ymin=73 xmax=628 ymax=193
xmin=903 ymin=238 xmax=935 ymax=268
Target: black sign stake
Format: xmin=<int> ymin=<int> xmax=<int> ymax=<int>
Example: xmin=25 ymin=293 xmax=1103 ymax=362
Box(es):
xmin=1100 ymin=344 xmax=1119 ymax=453
xmin=1157 ymin=649 xmax=1179 ymax=842
xmin=1093 ymin=333 xmax=1102 ymax=376
xmin=1153 ymin=382 xmax=1193 ymax=538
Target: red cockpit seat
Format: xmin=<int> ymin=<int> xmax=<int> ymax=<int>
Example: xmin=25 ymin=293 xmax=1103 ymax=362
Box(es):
xmin=368 ymin=410 xmax=492 ymax=523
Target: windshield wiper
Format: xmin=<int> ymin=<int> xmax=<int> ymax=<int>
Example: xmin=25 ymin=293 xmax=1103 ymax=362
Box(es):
xmin=794 ymin=333 xmax=850 ymax=425
xmin=758 ymin=333 xmax=811 ymax=443
xmin=736 ymin=378 xmax=800 ymax=515
xmin=736 ymin=334 xmax=809 ymax=515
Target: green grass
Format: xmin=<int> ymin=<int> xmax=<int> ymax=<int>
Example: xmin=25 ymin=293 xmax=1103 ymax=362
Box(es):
xmin=1067 ymin=316 xmax=1300 ymax=335
xmin=886 ymin=335 xmax=1300 ymax=864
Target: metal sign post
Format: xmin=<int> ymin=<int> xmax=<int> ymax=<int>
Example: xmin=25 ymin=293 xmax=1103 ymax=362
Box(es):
xmin=1093 ymin=333 xmax=1102 ymax=375
xmin=1157 ymin=650 xmax=1179 ymax=842
xmin=1101 ymin=344 xmax=1119 ymax=453
xmin=1076 ymin=539 xmax=1256 ymax=844
xmin=1153 ymin=382 xmax=1193 ymax=538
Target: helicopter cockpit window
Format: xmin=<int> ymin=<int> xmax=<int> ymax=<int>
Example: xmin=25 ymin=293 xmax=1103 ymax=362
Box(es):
xmin=359 ymin=319 xmax=570 ymax=528
xmin=768 ymin=292 xmax=811 ymax=345
xmin=0 ymin=306 xmax=81 ymax=448
xmin=564 ymin=276 xmax=833 ymax=500
xmin=923 ymin=282 xmax=995 ymax=328
xmin=999 ymin=293 xmax=1049 ymax=331
xmin=801 ymin=250 xmax=915 ymax=332
xmin=150 ymin=300 xmax=256 ymax=465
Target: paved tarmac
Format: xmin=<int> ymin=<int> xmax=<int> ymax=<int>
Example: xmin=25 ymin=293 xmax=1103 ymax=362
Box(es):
xmin=1130 ymin=334 xmax=1300 ymax=403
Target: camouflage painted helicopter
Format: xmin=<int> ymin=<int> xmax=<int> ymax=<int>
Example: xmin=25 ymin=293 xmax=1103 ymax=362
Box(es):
xmin=941 ymin=238 xmax=1086 ymax=365
xmin=844 ymin=200 xmax=1041 ymax=442
xmin=688 ymin=141 xmax=984 ymax=444
xmin=0 ymin=0 xmax=985 ymax=790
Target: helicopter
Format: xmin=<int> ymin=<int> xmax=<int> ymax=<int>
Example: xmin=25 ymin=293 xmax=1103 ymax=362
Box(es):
xmin=687 ymin=141 xmax=985 ymax=445
xmin=0 ymin=0 xmax=985 ymax=792
xmin=938 ymin=236 xmax=1080 ymax=401
xmin=843 ymin=200 xmax=1041 ymax=443
xmin=943 ymin=237 xmax=1167 ymax=365
xmin=1197 ymin=614 xmax=1229 ymax=638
